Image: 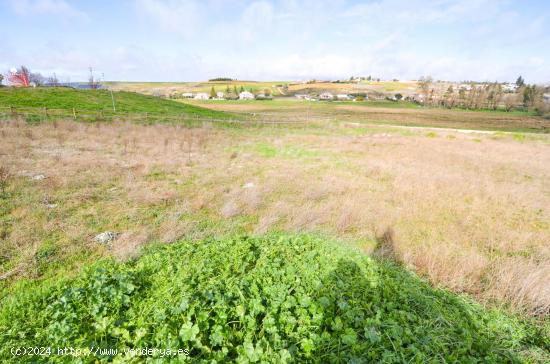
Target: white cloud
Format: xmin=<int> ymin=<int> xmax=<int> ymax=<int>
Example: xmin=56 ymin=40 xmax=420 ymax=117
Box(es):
xmin=3 ymin=0 xmax=549 ymax=83
xmin=135 ymin=0 xmax=202 ymax=38
xmin=7 ymin=0 xmax=88 ymax=19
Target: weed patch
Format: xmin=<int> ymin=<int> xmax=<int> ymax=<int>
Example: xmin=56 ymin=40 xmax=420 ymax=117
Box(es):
xmin=1 ymin=234 xmax=547 ymax=362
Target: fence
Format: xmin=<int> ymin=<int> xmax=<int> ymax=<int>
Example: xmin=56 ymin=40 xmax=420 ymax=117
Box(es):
xmin=0 ymin=106 xmax=326 ymax=127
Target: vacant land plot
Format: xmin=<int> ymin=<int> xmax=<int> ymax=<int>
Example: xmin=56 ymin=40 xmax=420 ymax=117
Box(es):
xmin=1 ymin=117 xmax=549 ymax=319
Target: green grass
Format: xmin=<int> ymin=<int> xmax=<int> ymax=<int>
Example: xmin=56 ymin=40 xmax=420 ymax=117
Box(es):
xmin=1 ymin=234 xmax=547 ymax=363
xmin=238 ymin=142 xmax=323 ymax=159
xmin=0 ymin=87 xmax=230 ymax=119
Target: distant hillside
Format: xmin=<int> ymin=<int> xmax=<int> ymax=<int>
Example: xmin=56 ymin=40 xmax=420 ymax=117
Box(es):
xmin=0 ymin=87 xmax=230 ymax=118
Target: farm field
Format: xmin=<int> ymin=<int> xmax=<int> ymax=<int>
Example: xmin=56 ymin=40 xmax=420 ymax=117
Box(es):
xmin=183 ymin=98 xmax=547 ymax=133
xmin=107 ymin=80 xmax=292 ymax=97
xmin=0 ymin=90 xmax=549 ymax=361
xmin=108 ymin=80 xmax=420 ymax=98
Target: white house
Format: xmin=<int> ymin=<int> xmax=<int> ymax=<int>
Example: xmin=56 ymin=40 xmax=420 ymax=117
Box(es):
xmin=319 ymin=92 xmax=334 ymax=100
xmin=295 ymin=94 xmax=308 ymax=99
xmin=215 ymin=91 xmax=225 ymax=100
xmin=182 ymin=92 xmax=194 ymax=98
xmin=239 ymin=91 xmax=254 ymax=100
xmin=194 ymin=93 xmax=209 ymax=100
xmin=336 ymin=94 xmax=351 ymax=100
xmin=543 ymin=93 xmax=550 ymax=103
xmin=503 ymin=83 xmax=519 ymax=93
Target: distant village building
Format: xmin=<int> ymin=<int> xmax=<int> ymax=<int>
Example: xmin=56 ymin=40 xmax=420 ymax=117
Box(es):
xmin=412 ymin=94 xmax=425 ymax=103
xmin=543 ymin=93 xmax=550 ymax=103
xmin=295 ymin=94 xmax=308 ymax=99
xmin=336 ymin=94 xmax=351 ymax=100
xmin=216 ymin=91 xmax=224 ymax=99
xmin=319 ymin=92 xmax=334 ymax=100
xmin=194 ymin=93 xmax=209 ymax=100
xmin=182 ymin=92 xmax=194 ymax=98
xmin=239 ymin=91 xmax=254 ymax=100
xmin=503 ymin=83 xmax=519 ymax=93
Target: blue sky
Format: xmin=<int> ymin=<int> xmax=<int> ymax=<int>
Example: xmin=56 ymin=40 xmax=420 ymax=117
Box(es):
xmin=1 ymin=0 xmax=549 ymax=83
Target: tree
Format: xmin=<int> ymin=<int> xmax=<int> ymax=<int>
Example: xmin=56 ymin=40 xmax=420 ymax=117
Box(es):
xmin=233 ymin=85 xmax=239 ymax=95
xmin=239 ymin=86 xmax=245 ymax=93
xmin=47 ymin=73 xmax=59 ymax=86
xmin=515 ymin=76 xmax=525 ymax=87
xmin=394 ymin=93 xmax=403 ymax=101
xmin=0 ymin=74 xmax=3 ymax=85
xmin=225 ymin=85 xmax=231 ymax=93
xmin=418 ymin=76 xmax=433 ymax=102
xmin=8 ymin=66 xmax=31 ymax=87
xmin=264 ymin=88 xmax=271 ymax=96
xmin=30 ymin=72 xmax=45 ymax=86
xmin=88 ymin=67 xmax=100 ymax=89
xmin=523 ymin=85 xmax=540 ymax=108
xmin=210 ymin=86 xmax=216 ymax=99
xmin=443 ymin=86 xmax=455 ymax=108
xmin=503 ymin=93 xmax=519 ymax=111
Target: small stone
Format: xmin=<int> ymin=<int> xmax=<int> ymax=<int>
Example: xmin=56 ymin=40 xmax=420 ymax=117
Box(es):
xmin=31 ymin=174 xmax=45 ymax=180
xmin=243 ymin=182 xmax=255 ymax=189
xmin=46 ymin=203 xmax=58 ymax=209
xmin=94 ymin=231 xmax=118 ymax=244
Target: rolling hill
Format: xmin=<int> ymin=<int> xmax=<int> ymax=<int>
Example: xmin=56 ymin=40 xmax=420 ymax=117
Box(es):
xmin=0 ymin=87 xmax=230 ymax=119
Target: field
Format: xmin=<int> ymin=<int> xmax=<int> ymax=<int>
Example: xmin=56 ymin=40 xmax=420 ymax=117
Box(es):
xmin=108 ymin=81 xmax=291 ymax=97
xmin=108 ymin=80 xmax=420 ymax=98
xmin=183 ymin=98 xmax=547 ymax=133
xmin=0 ymin=88 xmax=549 ymax=361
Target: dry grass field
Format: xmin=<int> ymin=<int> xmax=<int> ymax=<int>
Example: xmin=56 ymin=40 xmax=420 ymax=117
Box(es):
xmin=1 ymin=117 xmax=549 ymax=318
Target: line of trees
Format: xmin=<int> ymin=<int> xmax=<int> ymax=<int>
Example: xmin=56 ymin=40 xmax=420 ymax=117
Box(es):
xmin=3 ymin=66 xmax=56 ymax=87
xmin=208 ymin=77 xmax=234 ymax=82
xmin=416 ymin=75 xmax=548 ymax=115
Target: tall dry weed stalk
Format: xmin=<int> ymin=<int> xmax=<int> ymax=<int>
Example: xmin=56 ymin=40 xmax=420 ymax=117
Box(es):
xmin=0 ymin=165 xmax=11 ymax=196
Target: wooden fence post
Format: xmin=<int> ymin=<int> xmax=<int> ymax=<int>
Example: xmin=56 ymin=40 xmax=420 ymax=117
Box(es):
xmin=44 ymin=107 xmax=48 ymax=119
xmin=73 ymin=108 xmax=76 ymax=120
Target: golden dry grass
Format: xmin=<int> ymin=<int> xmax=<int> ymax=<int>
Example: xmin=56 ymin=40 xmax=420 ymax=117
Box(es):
xmin=1 ymin=117 xmax=549 ymax=316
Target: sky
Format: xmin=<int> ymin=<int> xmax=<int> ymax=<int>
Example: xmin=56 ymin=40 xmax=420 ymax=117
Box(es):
xmin=1 ymin=0 xmax=549 ymax=83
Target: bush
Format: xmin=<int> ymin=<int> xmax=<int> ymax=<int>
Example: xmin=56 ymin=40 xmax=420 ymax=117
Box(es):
xmin=0 ymin=234 xmax=547 ymax=362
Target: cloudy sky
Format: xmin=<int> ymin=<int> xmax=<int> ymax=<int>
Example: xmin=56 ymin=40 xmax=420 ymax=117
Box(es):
xmin=1 ymin=0 xmax=549 ymax=83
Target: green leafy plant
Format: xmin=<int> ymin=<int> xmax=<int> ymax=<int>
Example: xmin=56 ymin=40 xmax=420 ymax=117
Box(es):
xmin=0 ymin=234 xmax=547 ymax=362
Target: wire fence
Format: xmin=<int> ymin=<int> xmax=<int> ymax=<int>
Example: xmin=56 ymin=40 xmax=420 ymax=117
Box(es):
xmin=0 ymin=106 xmax=326 ymax=127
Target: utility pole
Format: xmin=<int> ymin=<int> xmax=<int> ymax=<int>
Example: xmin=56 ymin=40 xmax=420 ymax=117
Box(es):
xmin=105 ymin=73 xmax=116 ymax=112
xmin=110 ymin=89 xmax=116 ymax=112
